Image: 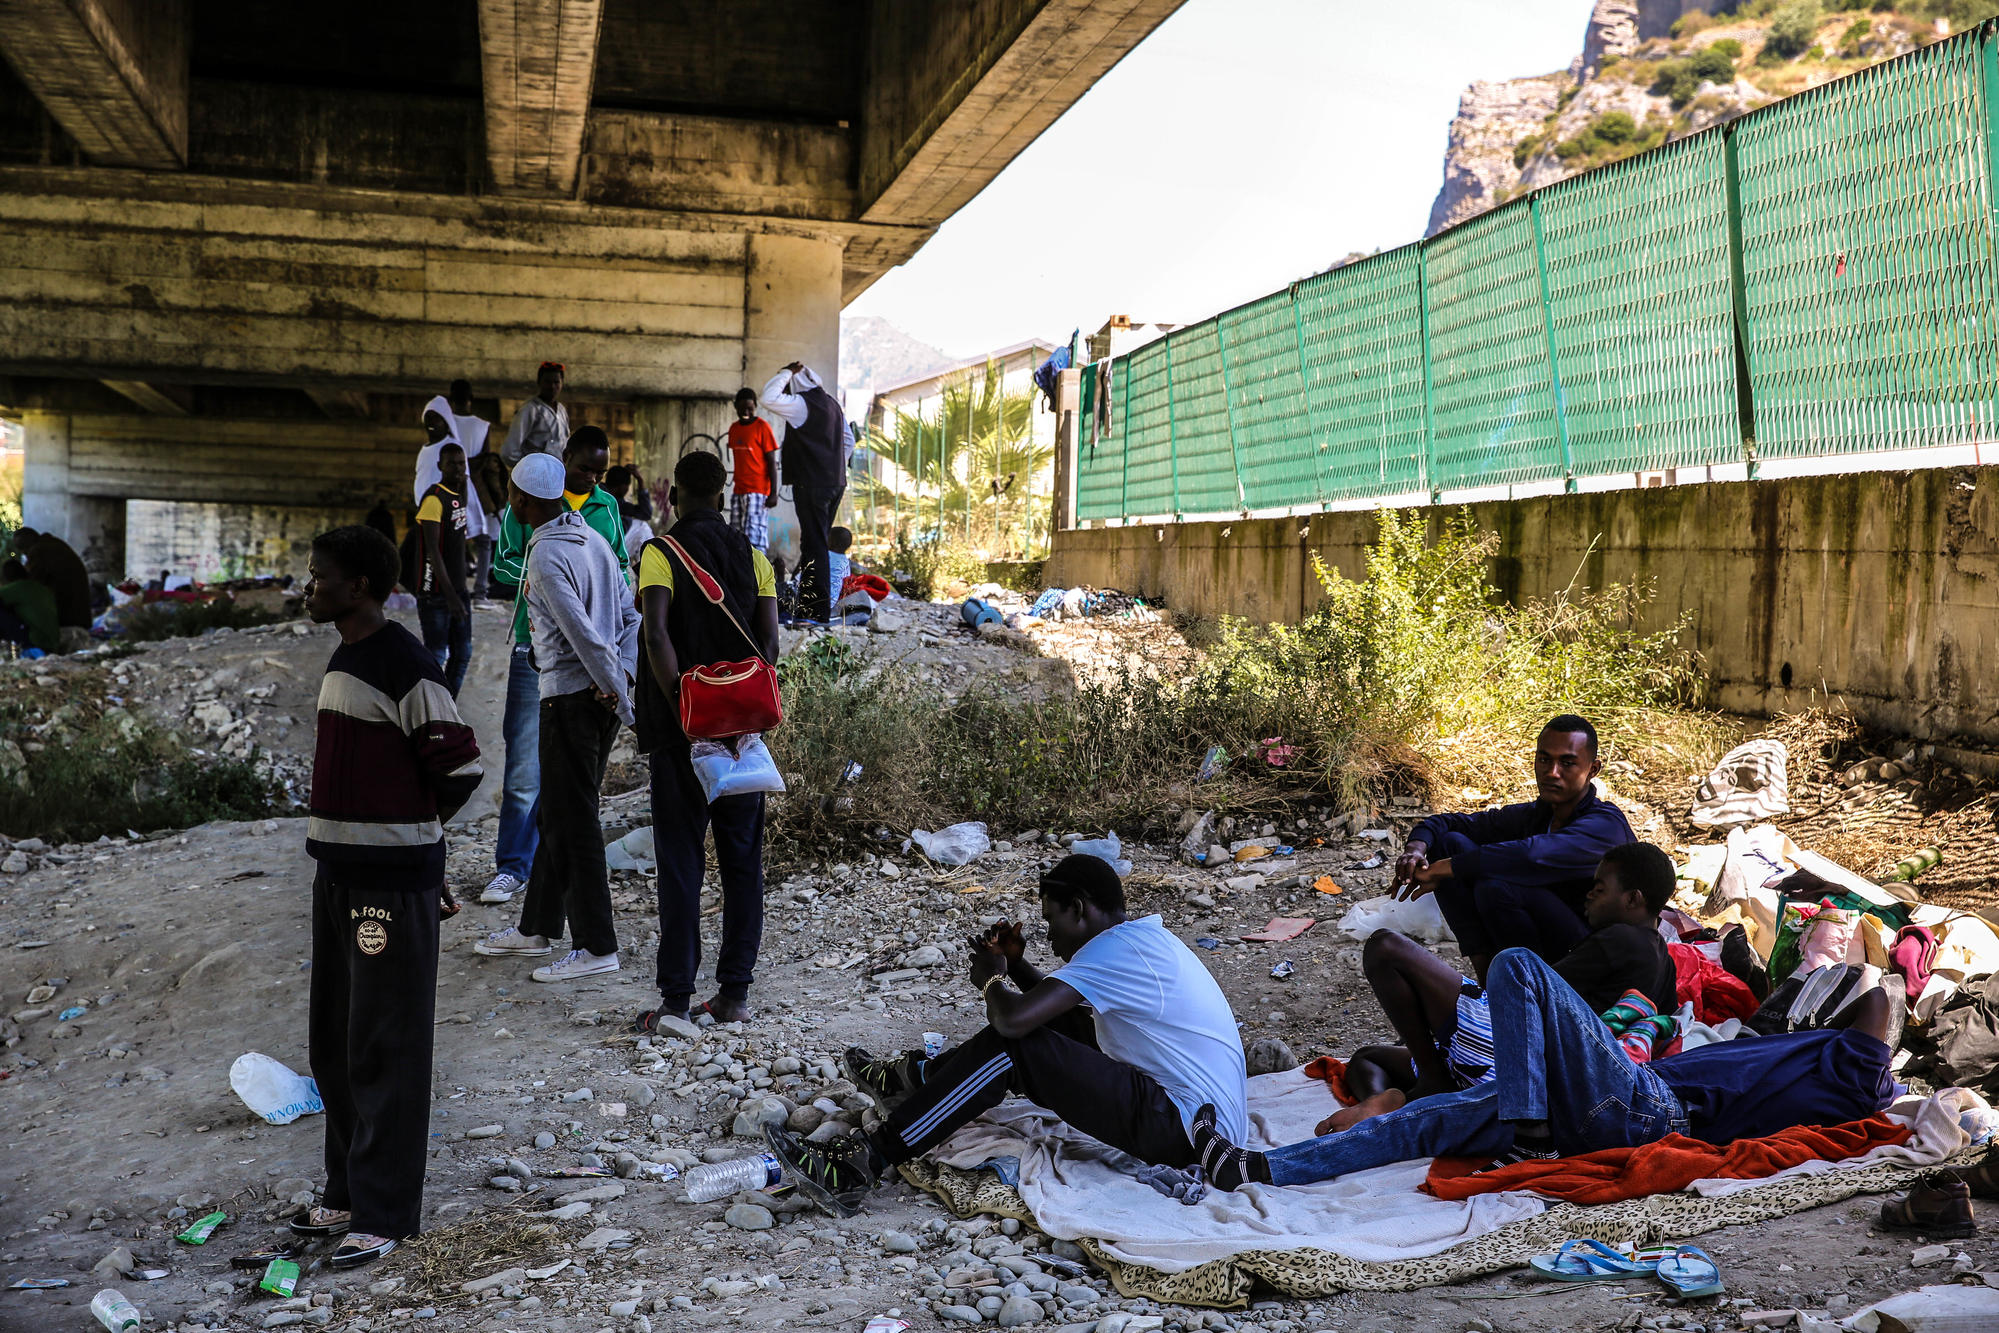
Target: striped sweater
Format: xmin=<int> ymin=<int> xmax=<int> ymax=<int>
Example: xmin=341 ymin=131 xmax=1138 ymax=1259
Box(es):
xmin=307 ymin=621 xmax=482 ymax=882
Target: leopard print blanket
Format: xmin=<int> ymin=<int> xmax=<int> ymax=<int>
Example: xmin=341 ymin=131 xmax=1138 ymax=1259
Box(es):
xmin=898 ymin=1152 xmax=1973 ymax=1309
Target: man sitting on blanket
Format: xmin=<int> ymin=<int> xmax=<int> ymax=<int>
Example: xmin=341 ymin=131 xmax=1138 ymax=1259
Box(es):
xmin=1397 ymin=714 xmax=1635 ymax=978
xmin=1334 ymin=842 xmax=1682 ymax=1132
xmin=1191 ymin=946 xmax=1897 ymax=1191
xmin=764 ymin=855 xmax=1249 ymax=1215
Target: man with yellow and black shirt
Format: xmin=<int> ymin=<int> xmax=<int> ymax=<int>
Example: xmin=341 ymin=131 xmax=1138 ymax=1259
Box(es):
xmin=631 ymin=450 xmax=780 ymax=1030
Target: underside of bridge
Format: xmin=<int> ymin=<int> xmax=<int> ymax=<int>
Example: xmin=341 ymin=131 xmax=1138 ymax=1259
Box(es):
xmin=0 ymin=0 xmax=1180 ymax=580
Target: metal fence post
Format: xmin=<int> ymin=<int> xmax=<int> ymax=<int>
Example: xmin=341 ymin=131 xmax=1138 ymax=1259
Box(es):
xmin=1529 ymin=194 xmax=1577 ymax=492
xmin=1418 ymin=246 xmax=1439 ymax=502
xmin=1214 ymin=318 xmax=1249 ymax=513
xmin=1722 ymin=122 xmax=1760 ymax=477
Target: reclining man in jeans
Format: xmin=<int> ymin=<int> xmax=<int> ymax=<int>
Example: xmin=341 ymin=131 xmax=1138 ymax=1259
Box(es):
xmin=764 ymin=854 xmax=1248 ymax=1215
xmin=1190 ymin=946 xmax=1897 ymax=1191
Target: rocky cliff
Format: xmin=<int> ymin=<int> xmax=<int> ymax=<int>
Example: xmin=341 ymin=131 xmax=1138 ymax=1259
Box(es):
xmin=1426 ymin=0 xmax=1937 ymax=236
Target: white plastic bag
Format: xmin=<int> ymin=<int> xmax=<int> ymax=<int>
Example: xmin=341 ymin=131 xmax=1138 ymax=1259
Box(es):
xmin=605 ymin=825 xmax=656 ymax=872
xmin=1070 ymin=831 xmax=1133 ymax=877
xmin=1337 ymin=893 xmax=1455 ymax=945
xmin=230 ymin=1052 xmax=324 ymax=1126
xmin=689 ymin=735 xmax=788 ymax=804
xmin=911 ymin=821 xmax=991 ymax=867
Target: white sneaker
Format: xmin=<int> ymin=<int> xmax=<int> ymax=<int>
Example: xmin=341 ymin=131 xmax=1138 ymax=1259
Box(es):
xmin=478 ymin=872 xmax=524 ymax=905
xmin=473 ymin=928 xmax=551 ymax=957
xmin=531 ymin=949 xmax=620 ymax=983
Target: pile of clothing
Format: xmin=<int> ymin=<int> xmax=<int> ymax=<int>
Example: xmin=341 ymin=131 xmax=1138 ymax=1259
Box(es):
xmin=1025 ymin=585 xmax=1158 ymax=624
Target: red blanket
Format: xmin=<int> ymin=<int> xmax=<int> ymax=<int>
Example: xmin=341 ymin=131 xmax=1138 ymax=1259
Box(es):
xmin=1423 ymin=1114 xmax=1910 ymax=1204
xmin=1671 ymin=942 xmax=1760 ymax=1025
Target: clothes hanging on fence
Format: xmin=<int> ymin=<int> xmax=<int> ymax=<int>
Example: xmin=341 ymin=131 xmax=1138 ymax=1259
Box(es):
xmin=1033 ymin=344 xmax=1072 ymax=411
xmin=1093 ymin=358 xmax=1115 ymax=445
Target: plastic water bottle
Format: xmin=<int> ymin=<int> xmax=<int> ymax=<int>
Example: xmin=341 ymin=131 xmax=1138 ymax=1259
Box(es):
xmin=681 ymin=1152 xmax=782 ymax=1203
xmin=92 ymin=1289 xmax=141 ymax=1332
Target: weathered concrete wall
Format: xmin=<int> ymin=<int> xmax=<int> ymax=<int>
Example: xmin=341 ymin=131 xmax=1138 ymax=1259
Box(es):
xmin=1046 ymin=468 xmax=1999 ymax=743
xmin=0 ymin=173 xmax=846 ymax=399
xmin=125 ymin=499 xmax=365 ymax=584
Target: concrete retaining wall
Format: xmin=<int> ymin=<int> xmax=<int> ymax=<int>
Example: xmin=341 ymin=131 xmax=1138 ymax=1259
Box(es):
xmin=1045 ymin=468 xmax=1999 ymax=744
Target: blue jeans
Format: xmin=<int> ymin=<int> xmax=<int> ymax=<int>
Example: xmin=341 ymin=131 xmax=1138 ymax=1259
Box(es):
xmin=1266 ymin=949 xmax=1689 ymax=1185
xmin=494 ymin=644 xmax=540 ymax=882
xmin=416 ymin=596 xmax=472 ymax=697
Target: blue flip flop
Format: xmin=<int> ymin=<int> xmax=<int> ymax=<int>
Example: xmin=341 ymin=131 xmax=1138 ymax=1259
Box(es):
xmin=1656 ymin=1245 xmax=1725 ymax=1298
xmin=1528 ymin=1238 xmax=1663 ymax=1283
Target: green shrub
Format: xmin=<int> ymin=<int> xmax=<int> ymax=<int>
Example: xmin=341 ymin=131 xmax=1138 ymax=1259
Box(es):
xmin=767 ymin=510 xmax=1723 ymax=840
xmin=0 ymin=717 xmax=284 ymax=842
xmin=1709 ymin=37 xmax=1744 ymax=59
xmin=1837 ymin=17 xmax=1871 ymax=53
xmin=1764 ymin=1 xmax=1823 ymax=59
xmin=1591 ymin=111 xmax=1637 ymax=144
xmin=114 ymin=596 xmax=285 ymax=642
xmin=1514 ymin=133 xmax=1543 ymax=167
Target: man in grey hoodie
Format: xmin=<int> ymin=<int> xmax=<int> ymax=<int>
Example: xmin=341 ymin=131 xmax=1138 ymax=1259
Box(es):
xmin=473 ymin=452 xmax=640 ymax=982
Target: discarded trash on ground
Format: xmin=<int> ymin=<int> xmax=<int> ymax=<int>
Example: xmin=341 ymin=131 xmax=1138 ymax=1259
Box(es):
xmin=1270 ymin=959 xmax=1296 ymax=980
xmin=1242 ymin=917 xmax=1316 ymax=943
xmin=229 ymin=1052 xmax=323 ymax=1126
xmin=1314 ymin=876 xmax=1344 ymax=896
xmin=910 ymin=822 xmax=991 ymax=867
xmin=1071 ymin=831 xmax=1133 ymax=875
xmin=604 ymin=825 xmax=656 ymax=872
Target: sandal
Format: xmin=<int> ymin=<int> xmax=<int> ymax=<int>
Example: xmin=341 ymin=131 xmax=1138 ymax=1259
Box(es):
xmin=1655 ymin=1245 xmax=1724 ymax=1298
xmin=287 ymin=1206 xmax=350 ymax=1239
xmin=698 ymin=996 xmax=751 ymax=1024
xmin=329 ymin=1233 xmax=397 ymax=1269
xmin=1529 ymin=1238 xmax=1666 ymax=1283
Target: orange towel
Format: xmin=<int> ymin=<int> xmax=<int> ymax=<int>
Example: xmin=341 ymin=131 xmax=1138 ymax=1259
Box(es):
xmin=1423 ymin=1114 xmax=1911 ymax=1204
xmin=1302 ymin=1056 xmax=1359 ymax=1107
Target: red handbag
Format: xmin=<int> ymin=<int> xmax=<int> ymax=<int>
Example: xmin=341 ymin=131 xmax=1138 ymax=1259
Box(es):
xmin=660 ymin=534 xmax=783 ymax=740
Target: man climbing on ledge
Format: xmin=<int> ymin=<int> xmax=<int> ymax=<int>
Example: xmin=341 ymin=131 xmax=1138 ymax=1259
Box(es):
xmin=1333 ymin=841 xmax=1681 ymax=1132
xmin=1396 ymin=713 xmax=1634 ymax=976
xmin=764 ymin=855 xmax=1248 ymax=1215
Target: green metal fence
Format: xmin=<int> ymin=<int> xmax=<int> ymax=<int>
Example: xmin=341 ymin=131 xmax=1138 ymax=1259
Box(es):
xmin=1074 ymin=20 xmax=1999 ymax=523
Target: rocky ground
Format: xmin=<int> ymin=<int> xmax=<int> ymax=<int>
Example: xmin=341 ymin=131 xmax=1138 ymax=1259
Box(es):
xmin=1 ymin=599 xmax=1996 ymax=1333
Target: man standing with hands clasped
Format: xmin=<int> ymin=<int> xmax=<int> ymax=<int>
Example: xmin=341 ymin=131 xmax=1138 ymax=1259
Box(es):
xmin=760 ymin=361 xmax=846 ymax=626
xmin=473 ymin=453 xmax=639 ymax=982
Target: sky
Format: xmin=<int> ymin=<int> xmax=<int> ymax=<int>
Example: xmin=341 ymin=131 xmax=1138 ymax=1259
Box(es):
xmin=844 ymin=0 xmax=1591 ymax=356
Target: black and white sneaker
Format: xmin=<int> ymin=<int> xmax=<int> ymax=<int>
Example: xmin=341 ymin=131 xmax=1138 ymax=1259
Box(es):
xmin=843 ymin=1047 xmax=923 ymax=1105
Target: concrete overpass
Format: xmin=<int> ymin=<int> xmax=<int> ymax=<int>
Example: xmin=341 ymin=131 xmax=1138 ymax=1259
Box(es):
xmin=0 ymin=0 xmax=1183 ymax=579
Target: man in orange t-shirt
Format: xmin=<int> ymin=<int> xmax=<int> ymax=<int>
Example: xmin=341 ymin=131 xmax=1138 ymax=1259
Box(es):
xmin=726 ymin=386 xmax=780 ymax=551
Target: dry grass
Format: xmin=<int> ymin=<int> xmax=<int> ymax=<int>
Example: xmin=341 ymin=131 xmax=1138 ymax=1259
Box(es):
xmin=385 ymin=1205 xmax=565 ymax=1303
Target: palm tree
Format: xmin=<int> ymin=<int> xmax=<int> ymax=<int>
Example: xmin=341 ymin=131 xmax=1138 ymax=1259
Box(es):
xmin=855 ymin=360 xmax=1053 ymax=556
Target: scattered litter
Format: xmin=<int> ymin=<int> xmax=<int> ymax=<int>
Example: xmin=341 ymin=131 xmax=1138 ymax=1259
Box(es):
xmin=604 ymin=826 xmax=657 ymax=873
xmin=1339 ymin=894 xmax=1454 ymax=945
xmin=524 ymin=1259 xmax=571 ymax=1281
xmin=175 ymin=1212 xmax=228 ymax=1245
xmin=90 ymin=1289 xmax=140 ymax=1331
xmin=1233 ymin=845 xmax=1271 ymax=862
xmin=1241 ymin=917 xmax=1316 ymax=943
xmin=1314 ymin=876 xmax=1344 ymax=896
xmin=229 ymin=1053 xmax=323 ymax=1126
xmin=1259 ymin=736 xmax=1297 ymax=767
xmin=1195 ymin=937 xmax=1222 ymax=950
xmin=57 ymin=1005 xmax=86 ymax=1021
xmin=1270 ymin=959 xmax=1295 ymax=980
xmin=864 ymin=1319 xmax=913 ymax=1333
xmin=1358 ymin=855 xmax=1383 ymax=869
xmin=258 ymin=1258 xmax=299 ymax=1298
xmin=1910 ymin=1244 xmax=1954 ymax=1267
xmin=910 ymin=822 xmax=991 ymax=868
xmin=132 ymin=1270 xmax=167 ymax=1282
xmin=923 ymin=1032 xmax=947 ymax=1058
xmin=1846 ymin=1282 xmax=1999 ymax=1331
xmin=1071 ymin=831 xmax=1134 ymax=876
xmin=1890 ymin=847 xmax=1944 ymax=883
xmin=8 ymin=1278 xmax=69 ymax=1289
xmin=1198 ymin=746 xmax=1228 ymax=781
xmin=1358 ymin=829 xmax=1391 ymax=841
xmin=15 ymin=940 xmax=49 ymax=949
xmin=231 ymin=1246 xmax=299 ymax=1270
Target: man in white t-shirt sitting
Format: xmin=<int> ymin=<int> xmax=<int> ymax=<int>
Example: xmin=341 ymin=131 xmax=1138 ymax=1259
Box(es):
xmin=764 ymin=855 xmax=1249 ymax=1215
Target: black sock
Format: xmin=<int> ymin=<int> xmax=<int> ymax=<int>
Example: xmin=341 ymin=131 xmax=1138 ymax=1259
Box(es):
xmin=1191 ymin=1104 xmax=1270 ymax=1191
xmin=861 ymin=1130 xmax=895 ymax=1177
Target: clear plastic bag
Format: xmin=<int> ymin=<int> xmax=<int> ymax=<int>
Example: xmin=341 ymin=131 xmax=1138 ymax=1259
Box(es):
xmin=1337 ymin=893 xmax=1456 ymax=945
xmin=229 ymin=1052 xmax=324 ymax=1125
xmin=689 ymin=735 xmax=787 ymax=804
xmin=910 ymin=821 xmax=991 ymax=867
xmin=1070 ymin=831 xmax=1133 ymax=876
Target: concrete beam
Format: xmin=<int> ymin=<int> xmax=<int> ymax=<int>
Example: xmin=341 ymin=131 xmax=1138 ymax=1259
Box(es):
xmin=859 ymin=0 xmax=1183 ymax=227
xmin=99 ymin=378 xmax=187 ymax=414
xmin=304 ymin=386 xmax=372 ymax=420
xmin=0 ymin=0 xmax=189 ymax=168
xmin=477 ymin=0 xmax=604 ymax=196
xmin=0 ymin=169 xmax=852 ymax=400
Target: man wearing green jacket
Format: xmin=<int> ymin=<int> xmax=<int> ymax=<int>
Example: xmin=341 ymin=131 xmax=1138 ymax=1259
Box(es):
xmin=476 ymin=426 xmax=632 ymax=907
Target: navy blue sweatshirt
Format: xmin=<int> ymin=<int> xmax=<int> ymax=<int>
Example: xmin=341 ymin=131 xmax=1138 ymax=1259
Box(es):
xmin=1408 ymin=786 xmax=1634 ymax=905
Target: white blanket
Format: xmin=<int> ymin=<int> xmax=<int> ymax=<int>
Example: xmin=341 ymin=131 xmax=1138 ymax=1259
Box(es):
xmin=929 ymin=1069 xmax=1545 ymax=1272
xmin=928 ymin=1075 xmax=1993 ymax=1274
